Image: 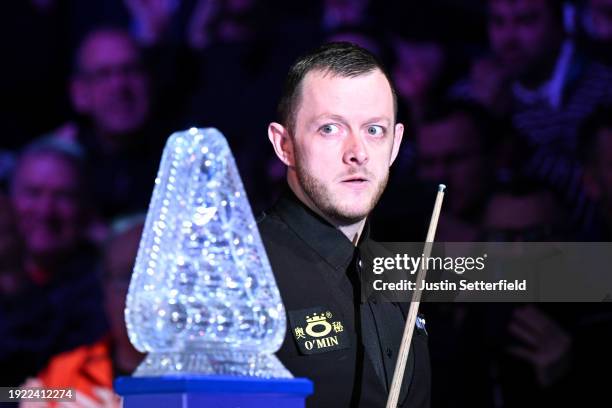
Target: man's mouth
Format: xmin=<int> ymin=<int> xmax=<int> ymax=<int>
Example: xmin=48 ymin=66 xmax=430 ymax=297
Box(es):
xmin=341 ymin=176 xmax=370 ymax=188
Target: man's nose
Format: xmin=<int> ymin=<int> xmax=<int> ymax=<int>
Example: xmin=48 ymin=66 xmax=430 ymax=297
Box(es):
xmin=107 ymin=71 xmax=131 ymax=90
xmin=343 ymin=131 xmax=368 ymax=166
xmin=32 ymin=195 xmax=58 ymax=219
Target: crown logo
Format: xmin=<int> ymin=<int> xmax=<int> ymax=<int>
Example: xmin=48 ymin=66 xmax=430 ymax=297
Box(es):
xmin=305 ymin=313 xmax=327 ymax=323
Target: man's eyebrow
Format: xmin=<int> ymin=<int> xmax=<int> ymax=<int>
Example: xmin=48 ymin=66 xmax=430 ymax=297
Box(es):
xmin=309 ymin=115 xmax=392 ymax=126
xmin=309 ymin=114 xmax=349 ymax=125
xmin=364 ymin=117 xmax=391 ymax=126
xmin=312 ymin=113 xmax=346 ymax=122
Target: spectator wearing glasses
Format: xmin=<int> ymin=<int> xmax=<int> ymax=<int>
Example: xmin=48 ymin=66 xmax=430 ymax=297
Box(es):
xmin=69 ymin=27 xmax=163 ymax=223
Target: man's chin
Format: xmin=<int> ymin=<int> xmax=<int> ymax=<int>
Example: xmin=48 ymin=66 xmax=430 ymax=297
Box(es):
xmin=323 ymin=203 xmax=372 ymax=226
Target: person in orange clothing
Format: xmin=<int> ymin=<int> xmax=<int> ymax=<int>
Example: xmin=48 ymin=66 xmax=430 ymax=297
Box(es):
xmin=21 ymin=339 xmax=117 ymax=408
xmin=20 ymin=218 xmax=146 ymax=408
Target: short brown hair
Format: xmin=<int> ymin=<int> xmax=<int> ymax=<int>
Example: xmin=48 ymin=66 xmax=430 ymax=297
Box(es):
xmin=277 ymin=42 xmax=398 ymax=134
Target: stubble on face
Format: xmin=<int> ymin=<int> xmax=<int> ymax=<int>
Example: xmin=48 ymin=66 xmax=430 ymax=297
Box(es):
xmin=293 ymin=145 xmax=390 ymax=226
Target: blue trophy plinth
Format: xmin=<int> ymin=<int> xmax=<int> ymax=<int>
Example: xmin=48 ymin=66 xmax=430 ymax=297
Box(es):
xmin=115 ymin=376 xmax=313 ymax=408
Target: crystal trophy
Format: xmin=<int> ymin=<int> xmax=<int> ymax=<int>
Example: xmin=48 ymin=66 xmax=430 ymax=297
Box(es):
xmin=125 ymin=128 xmax=291 ymax=378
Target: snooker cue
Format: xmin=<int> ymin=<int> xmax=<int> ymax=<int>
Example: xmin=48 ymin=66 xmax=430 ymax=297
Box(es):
xmin=385 ymin=183 xmax=446 ymax=408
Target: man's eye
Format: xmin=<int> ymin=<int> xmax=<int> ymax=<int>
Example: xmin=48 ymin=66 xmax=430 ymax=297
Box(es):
xmin=367 ymin=125 xmax=384 ymax=136
xmin=320 ymin=124 xmax=340 ymax=134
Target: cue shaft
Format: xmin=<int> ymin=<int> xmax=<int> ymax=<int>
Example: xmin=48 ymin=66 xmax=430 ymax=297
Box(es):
xmin=386 ymin=184 xmax=446 ymax=408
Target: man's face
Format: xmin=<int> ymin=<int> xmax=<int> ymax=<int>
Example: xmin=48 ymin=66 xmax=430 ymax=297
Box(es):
xmin=416 ymin=114 xmax=486 ymax=217
xmin=76 ymin=32 xmax=149 ymax=137
xmin=589 ymin=0 xmax=612 ymax=41
xmin=289 ymin=69 xmax=403 ymax=225
xmin=483 ymin=192 xmax=560 ymax=241
xmin=11 ymin=154 xmax=83 ymax=259
xmin=488 ymin=0 xmax=562 ymax=76
xmin=393 ymin=40 xmax=445 ymax=102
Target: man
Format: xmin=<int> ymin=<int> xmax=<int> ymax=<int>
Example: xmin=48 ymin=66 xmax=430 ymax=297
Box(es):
xmin=16 ymin=218 xmax=146 ymax=408
xmin=1 ymin=138 xmax=107 ymax=386
xmin=415 ymin=103 xmax=493 ymax=242
xmin=576 ymin=0 xmax=612 ymax=65
xmin=454 ymin=0 xmax=612 ymax=235
xmin=11 ymin=139 xmax=92 ymax=278
xmin=69 ymin=28 xmax=162 ymax=220
xmin=102 ymin=218 xmax=146 ymax=377
xmin=259 ymin=42 xmax=430 ymax=407
xmin=71 ymin=28 xmax=150 ymax=153
xmin=579 ymin=104 xmax=612 ymax=240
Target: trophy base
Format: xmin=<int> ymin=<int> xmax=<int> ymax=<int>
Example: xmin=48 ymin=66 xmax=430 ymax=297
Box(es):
xmin=133 ymin=350 xmax=293 ymax=379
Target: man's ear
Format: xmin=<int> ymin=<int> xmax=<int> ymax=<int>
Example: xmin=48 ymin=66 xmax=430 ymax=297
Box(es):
xmin=69 ymin=77 xmax=91 ymax=114
xmin=268 ymin=122 xmax=294 ymax=167
xmin=389 ymin=122 xmax=404 ymax=166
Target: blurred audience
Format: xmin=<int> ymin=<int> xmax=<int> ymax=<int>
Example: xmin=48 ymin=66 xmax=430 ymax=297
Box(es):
xmin=576 ymin=0 xmax=612 ymax=65
xmin=452 ymin=0 xmax=612 ymax=237
xmin=2 ymin=1 xmax=612 ymax=407
xmin=321 ymin=0 xmax=371 ymax=32
xmin=482 ymin=180 xmax=567 ymax=241
xmin=479 ymin=179 xmax=608 ymax=407
xmin=15 ymin=218 xmax=146 ymax=408
xmin=0 ymin=138 xmax=107 ymax=387
xmin=102 ymin=218 xmax=145 ymax=378
xmin=69 ymin=27 xmax=162 ymax=221
xmin=416 ymin=102 xmax=494 ymax=241
xmin=0 ymin=195 xmax=24 ymax=296
xmin=393 ymin=38 xmax=447 ymax=128
xmin=579 ymin=104 xmax=612 ymax=240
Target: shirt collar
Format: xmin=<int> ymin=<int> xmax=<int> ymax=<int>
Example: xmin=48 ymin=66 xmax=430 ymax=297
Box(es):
xmin=272 ymin=187 xmax=371 ymax=275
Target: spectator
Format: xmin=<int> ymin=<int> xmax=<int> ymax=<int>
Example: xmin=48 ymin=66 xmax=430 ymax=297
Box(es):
xmin=185 ymin=1 xmax=297 ymax=213
xmin=70 ymin=27 xmax=163 ymax=221
xmin=11 ymin=139 xmax=91 ymax=276
xmin=415 ymin=102 xmax=494 ymax=241
xmin=102 ymin=217 xmax=145 ymax=377
xmin=392 ymin=37 xmax=449 ymax=128
xmin=0 ymin=150 xmax=16 ymax=193
xmin=0 ymin=138 xmax=107 ymax=387
xmin=0 ymin=195 xmax=24 ymax=296
xmin=576 ymin=0 xmax=612 ymax=65
xmin=482 ymin=180 xmax=567 ymax=241
xmin=579 ymin=104 xmax=612 ymax=240
xmin=479 ymin=180 xmax=602 ymax=407
xmin=454 ymin=0 xmax=612 ymax=150
xmin=452 ymin=0 xmax=612 ymax=236
xmin=22 ymin=218 xmax=147 ymax=408
xmin=321 ymin=0 xmax=371 ymax=32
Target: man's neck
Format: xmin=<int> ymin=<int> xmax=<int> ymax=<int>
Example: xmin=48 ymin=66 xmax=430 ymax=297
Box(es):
xmin=287 ymin=176 xmax=367 ymax=245
xmin=95 ymin=128 xmax=140 ymax=155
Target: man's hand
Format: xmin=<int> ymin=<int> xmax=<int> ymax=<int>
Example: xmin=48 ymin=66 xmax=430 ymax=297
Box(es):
xmin=506 ymin=305 xmax=572 ymax=387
